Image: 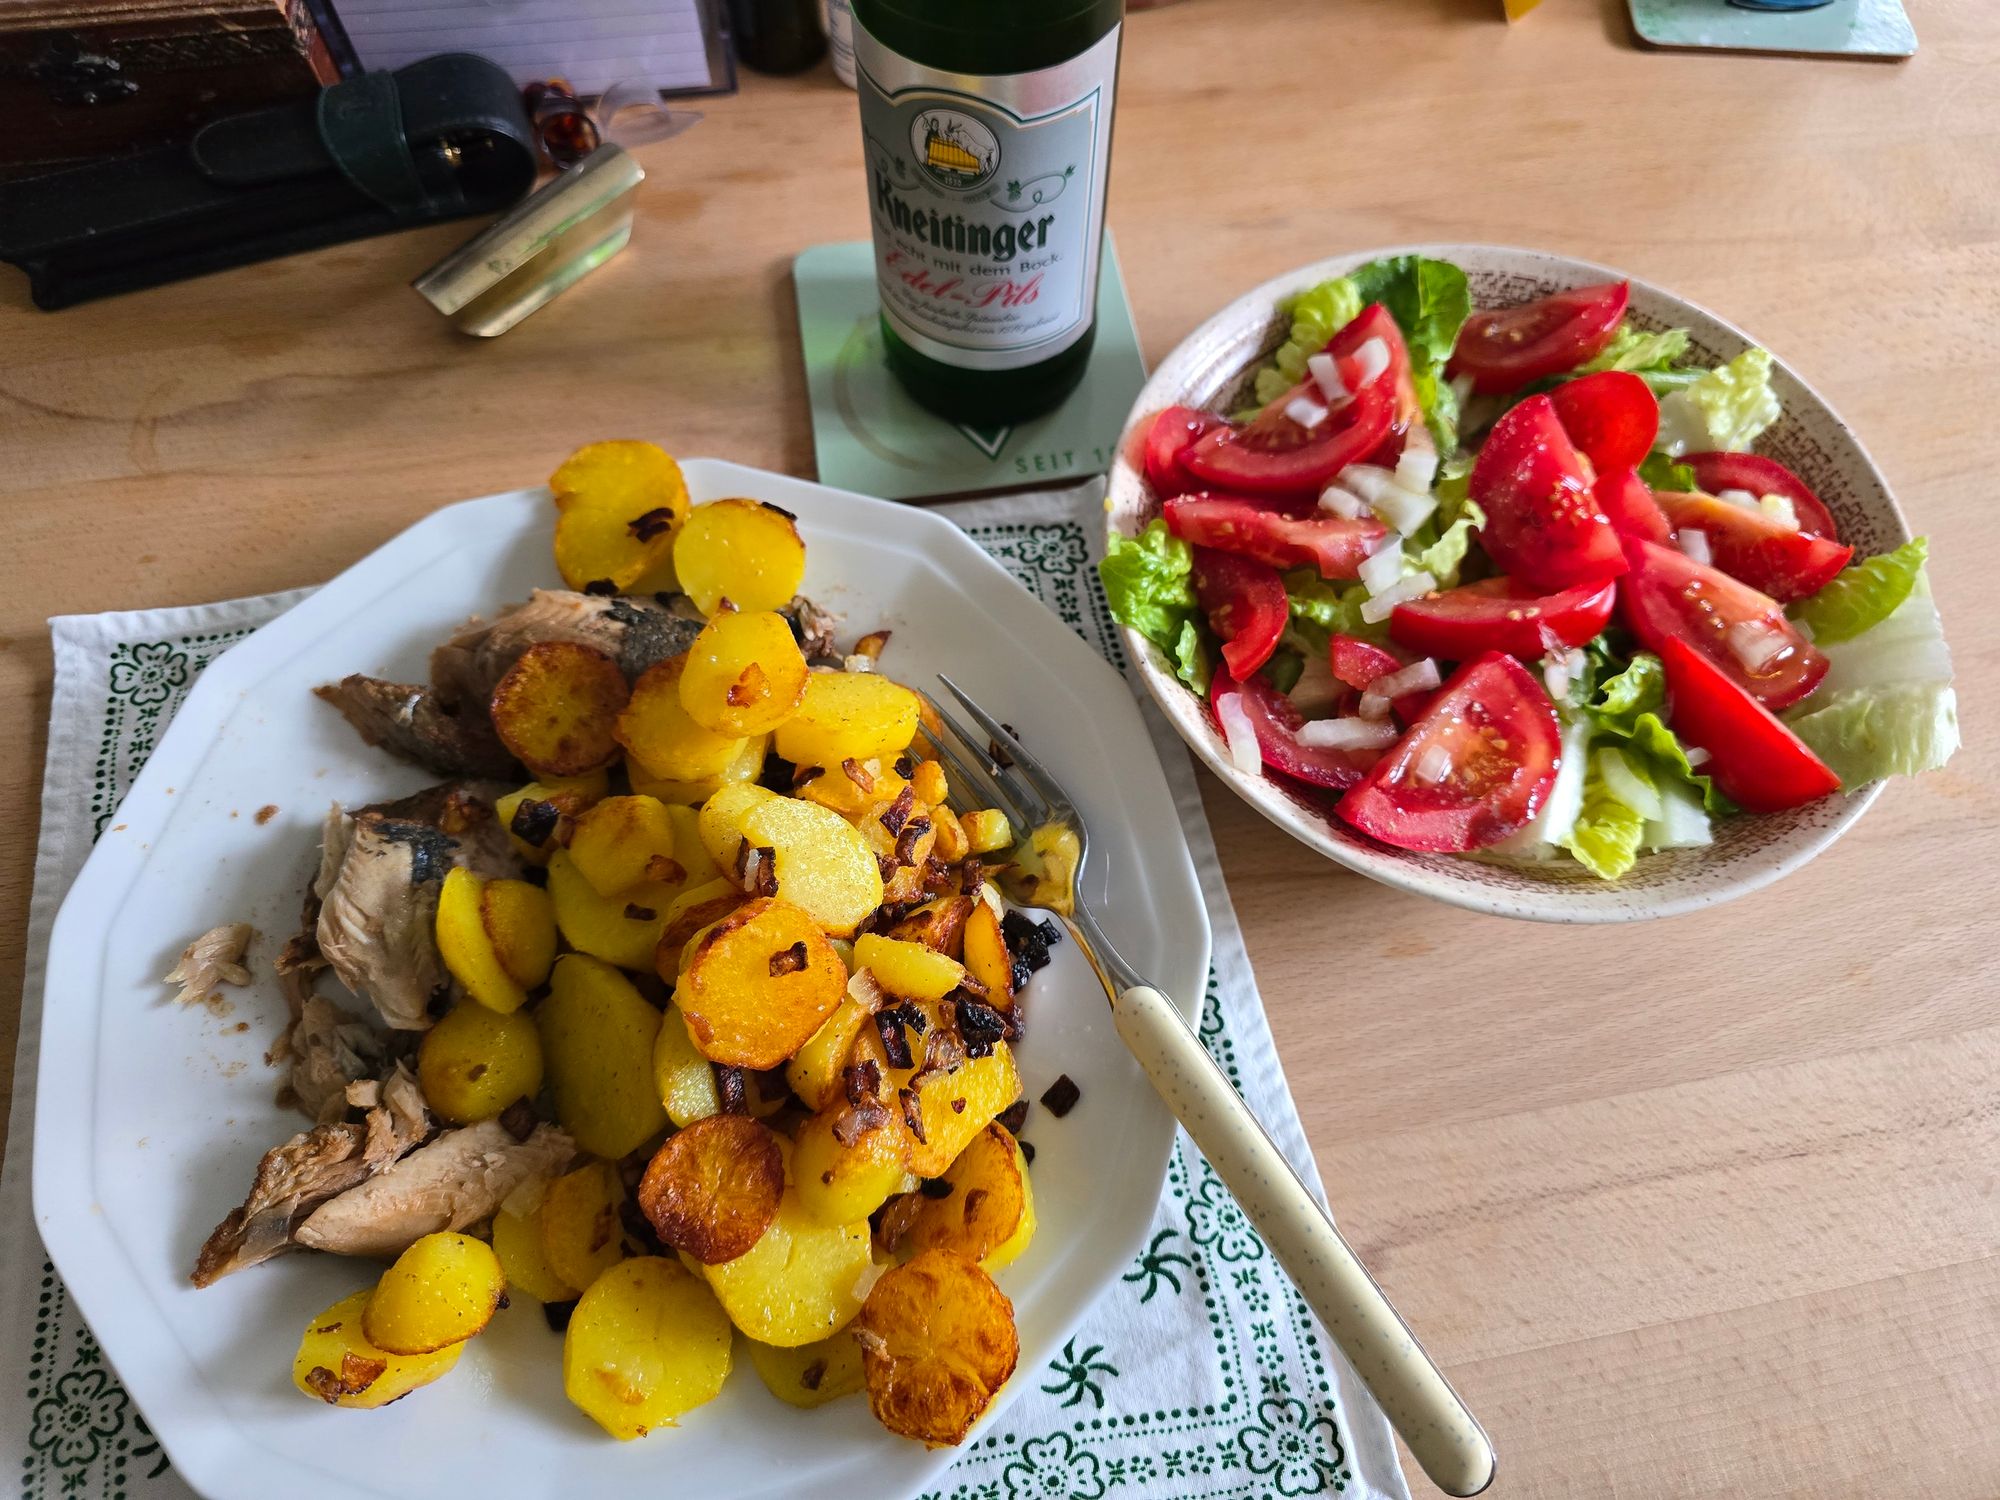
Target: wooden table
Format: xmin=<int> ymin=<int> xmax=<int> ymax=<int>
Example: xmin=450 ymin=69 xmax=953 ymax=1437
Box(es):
xmin=2 ymin=0 xmax=1994 ymax=1493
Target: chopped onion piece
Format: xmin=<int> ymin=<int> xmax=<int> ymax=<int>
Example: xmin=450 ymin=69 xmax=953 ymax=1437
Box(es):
xmin=1358 ymin=691 xmax=1392 ymax=720
xmin=1374 ymin=659 xmax=1441 ymax=699
xmin=1413 ymin=742 xmax=1454 ymax=786
xmin=1360 ymin=571 xmax=1436 ymax=624
xmin=1758 ymin=493 xmax=1800 ymax=531
xmin=1394 ymin=441 xmax=1439 ymax=494
xmin=1717 ymin=487 xmax=1761 ymax=510
xmin=1675 ymin=528 xmax=1714 ymax=566
xmin=1543 ymin=658 xmax=1572 ymax=702
xmin=1216 ymin=694 xmax=1263 ymax=776
xmin=842 ymin=653 xmax=878 ymax=674
xmin=1449 ymin=372 xmax=1476 ymax=407
xmin=1297 ymin=715 xmax=1401 ymax=751
xmin=1358 ymin=539 xmax=1407 ymax=596
xmin=1685 ymin=746 xmax=1712 ymax=769
xmin=1307 ymin=351 xmax=1349 ymax=404
xmin=1319 ymin=485 xmax=1371 ymax=521
xmin=1342 ymin=464 xmax=1400 ymax=506
xmin=1285 ymin=395 xmax=1329 ymax=431
xmin=1354 ymin=336 xmax=1391 ymax=387
xmin=1594 ymin=746 xmax=1664 ymax=822
xmin=1726 ymin=620 xmax=1787 ymax=673
xmin=1370 ymin=485 xmax=1438 ymax=537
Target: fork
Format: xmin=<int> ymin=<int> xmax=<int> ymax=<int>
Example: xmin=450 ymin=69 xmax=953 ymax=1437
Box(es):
xmin=924 ymin=674 xmax=1496 ymax=1499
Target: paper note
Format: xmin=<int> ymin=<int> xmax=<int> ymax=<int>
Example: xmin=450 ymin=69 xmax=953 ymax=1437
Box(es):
xmin=334 ymin=0 xmax=717 ymax=95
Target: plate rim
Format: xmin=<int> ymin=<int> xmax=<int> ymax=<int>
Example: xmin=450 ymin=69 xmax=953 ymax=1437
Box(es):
xmin=34 ymin=460 xmax=1213 ymax=1500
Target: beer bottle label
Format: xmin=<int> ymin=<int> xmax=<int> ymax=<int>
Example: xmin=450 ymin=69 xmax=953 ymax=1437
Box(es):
xmin=854 ymin=22 xmax=1120 ymax=372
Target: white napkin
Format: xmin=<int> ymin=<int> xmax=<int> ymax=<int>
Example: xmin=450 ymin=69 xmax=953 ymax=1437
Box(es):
xmin=0 ymin=485 xmax=1407 ymax=1500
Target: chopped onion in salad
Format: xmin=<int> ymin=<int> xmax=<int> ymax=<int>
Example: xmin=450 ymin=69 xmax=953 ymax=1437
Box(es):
xmin=1319 ymin=484 xmax=1372 ymax=521
xmin=1727 ymin=620 xmax=1788 ymax=673
xmin=1357 ymin=534 xmax=1407 ymax=596
xmin=1684 ymin=746 xmax=1712 ymax=769
xmin=1342 ymin=464 xmax=1400 ymax=507
xmin=1217 ymin=693 xmax=1263 ymax=776
xmin=1358 ymin=690 xmax=1392 ymax=720
xmin=1307 ymin=352 xmax=1350 ymax=405
xmin=1394 ymin=436 xmax=1439 ymax=494
xmin=1285 ymin=395 xmax=1330 ymax=431
xmin=1541 ymin=646 xmax=1587 ymax=702
xmin=1354 ymin=336 xmax=1391 ymax=387
xmin=1360 ymin=571 xmax=1436 ymax=624
xmin=1675 ymin=528 xmax=1714 ymax=566
xmin=1373 ymin=659 xmax=1441 ymax=699
xmin=1758 ymin=493 xmax=1800 ymax=531
xmin=1371 ymin=485 xmax=1438 ymax=537
xmin=1717 ymin=488 xmax=1760 ymax=509
xmin=1298 ymin=715 xmax=1401 ymax=751
xmin=1413 ymin=742 xmax=1455 ymax=786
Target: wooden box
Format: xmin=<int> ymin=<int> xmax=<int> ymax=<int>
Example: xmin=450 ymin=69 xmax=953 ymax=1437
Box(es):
xmin=0 ymin=0 xmax=354 ymax=175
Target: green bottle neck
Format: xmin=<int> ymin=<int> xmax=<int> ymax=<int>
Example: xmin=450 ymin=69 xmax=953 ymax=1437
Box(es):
xmin=852 ymin=0 xmax=1122 ymax=76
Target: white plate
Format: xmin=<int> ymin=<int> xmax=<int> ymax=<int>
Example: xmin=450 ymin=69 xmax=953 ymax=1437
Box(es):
xmin=34 ymin=461 xmax=1212 ymax=1500
xmin=1109 ymin=244 xmax=1908 ymax=923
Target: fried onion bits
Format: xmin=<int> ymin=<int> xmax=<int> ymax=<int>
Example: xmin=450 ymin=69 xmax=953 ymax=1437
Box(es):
xmin=638 ymin=1115 xmax=784 ymax=1265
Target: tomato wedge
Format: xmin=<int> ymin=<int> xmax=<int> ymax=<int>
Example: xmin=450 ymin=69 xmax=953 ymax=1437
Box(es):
xmin=1162 ymin=493 xmax=1387 ymax=579
xmin=1335 ymin=652 xmax=1562 ymax=851
xmin=1192 ymin=547 xmax=1287 ymax=679
xmin=1618 ymin=537 xmax=1827 ymax=711
xmin=1470 ymin=394 xmax=1626 ymax=590
xmin=1593 ymin=468 xmax=1671 ymax=545
xmin=1656 ymin=492 xmax=1854 ymax=603
xmin=1182 ymin=357 xmax=1395 ymax=497
xmin=1448 ymin=281 xmax=1630 ymax=395
xmin=1328 ymin=634 xmax=1434 ymax=722
xmin=1141 ymin=406 xmax=1226 ymax=498
xmin=1659 ymin=637 xmax=1839 ymax=812
xmin=1389 ymin=575 xmax=1617 ymax=660
xmin=1328 ymin=302 xmax=1423 ymax=430
xmin=1549 ymin=370 xmax=1658 ymax=473
xmin=1211 ymin=666 xmax=1378 ymax=790
xmin=1682 ymin=452 xmax=1839 ymax=539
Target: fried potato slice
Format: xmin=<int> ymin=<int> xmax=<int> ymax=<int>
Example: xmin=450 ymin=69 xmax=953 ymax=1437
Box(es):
xmin=959 ymin=809 xmax=1014 ymax=857
xmin=549 ymin=441 xmax=689 ymax=593
xmin=885 ymin=896 xmax=974 ymax=959
xmin=700 ymin=1187 xmax=874 ymax=1347
xmin=774 ymin=670 xmax=922 ymax=770
xmin=616 ymin=656 xmax=747 ymax=783
xmin=676 ymin=898 xmax=844 ymax=1068
xmin=741 ymin=796 xmax=884 ymax=937
xmin=546 ymin=850 xmax=674 ymax=972
xmin=746 ymin=1331 xmax=865 ymax=1409
xmin=563 ymin=1257 xmax=730 ymax=1439
xmin=628 ymin=732 xmax=767 ymax=807
xmin=484 ymin=877 xmax=557 ymax=989
xmin=897 ymin=1124 xmax=1032 ymax=1271
xmin=436 ymin=867 xmax=527 ymax=1014
xmin=492 ymin=1198 xmax=578 ymax=1304
xmin=786 ymin=984 xmax=881 ymax=1112
xmin=489 ymin=640 xmax=628 ymax=778
xmin=417 ymin=1001 xmax=544 ymax=1124
xmin=638 ymin=1115 xmax=785 ymax=1265
xmin=792 ymin=1097 xmax=909 ymax=1227
xmin=695 ymin=781 xmax=779 ymax=872
xmin=496 ymin=771 xmax=609 ymax=864
xmin=795 ymin=755 xmax=907 ymax=819
xmin=678 ymin=610 xmax=810 ymax=737
xmin=541 ymin=1160 xmax=629 ymax=1295
xmin=294 ymin=1289 xmax=463 ymax=1408
xmin=567 ymin=794 xmax=684 ymax=898
xmin=653 ymin=1007 xmax=721 ymax=1127
xmin=538 ymin=954 xmax=668 ymax=1159
xmin=673 ymin=498 xmax=807 ymax=616
xmin=655 ymin=878 xmax=748 ymax=973
xmin=362 ymin=1232 xmax=506 ymax=1355
xmin=904 ymin=1043 xmax=1021 ymax=1180
xmin=854 ymin=1249 xmax=1018 ymax=1447
xmin=855 ymin=934 xmax=965 ymax=1002
xmin=960 ymin=901 xmax=1015 ymax=1011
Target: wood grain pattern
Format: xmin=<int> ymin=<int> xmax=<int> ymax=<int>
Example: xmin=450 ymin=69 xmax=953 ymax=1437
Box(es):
xmin=2 ymin=0 xmax=1995 ymax=1494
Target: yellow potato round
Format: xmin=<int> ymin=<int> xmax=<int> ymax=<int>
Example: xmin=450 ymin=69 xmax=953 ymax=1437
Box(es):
xmin=417 ymin=1002 xmax=545 ymax=1124
xmin=436 ymin=867 xmax=524 ymax=1014
xmin=904 ymin=1043 xmax=1021 ymax=1180
xmin=854 ymin=934 xmax=965 ymax=1002
xmin=795 ymin=756 xmax=907 ymax=819
xmin=538 ymin=954 xmax=668 ymax=1159
xmin=484 ymin=878 xmax=557 ymax=990
xmin=773 ymin=670 xmax=923 ymax=771
xmin=541 ymin=1160 xmax=629 ymax=1294
xmin=909 ymin=759 xmax=950 ymax=808
xmin=677 ymin=610 xmax=810 ymax=739
xmin=563 ymin=1257 xmax=731 ymax=1439
xmin=853 ymin=1250 xmax=1016 ymax=1447
xmin=792 ymin=1102 xmax=909 ymax=1227
xmin=786 ymin=989 xmax=880 ymax=1112
xmin=656 ymin=878 xmax=748 ymax=974
xmin=496 ymin=772 xmax=610 ymax=864
xmin=549 ymin=441 xmax=689 ymax=593
xmin=615 ymin=657 xmax=746 ymax=782
xmin=960 ymin=900 xmax=1014 ymax=1011
xmin=628 ymin=733 xmax=767 ymax=808
xmin=898 ymin=1124 xmax=1033 ymax=1271
xmin=885 ymin=895 xmax=974 ymax=959
xmin=741 ymin=796 xmax=884 ymax=937
xmin=489 ymin=640 xmax=628 ymax=778
xmin=675 ymin=898 xmax=845 ymax=1069
xmin=700 ymin=1188 xmax=873 ymax=1347
xmin=293 ymin=1289 xmax=463 ymax=1408
xmin=492 ymin=1200 xmax=578 ymax=1304
xmin=959 ymin=808 xmax=1015 ymax=857
xmin=363 ymin=1232 xmax=506 ymax=1355
xmin=696 ymin=781 xmax=779 ymax=872
xmin=982 ymin=1136 xmax=1037 ymax=1273
xmin=546 ymin=850 xmax=673 ymax=972
xmin=568 ymin=795 xmax=685 ymax=898
xmin=654 ymin=1008 xmax=721 ymax=1127
xmin=673 ymin=498 xmax=806 ymax=616
xmin=745 ymin=1332 xmax=865 ymax=1409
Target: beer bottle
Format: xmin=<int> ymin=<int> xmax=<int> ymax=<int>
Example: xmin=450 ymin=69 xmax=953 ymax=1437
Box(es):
xmin=851 ymin=0 xmax=1124 ymax=424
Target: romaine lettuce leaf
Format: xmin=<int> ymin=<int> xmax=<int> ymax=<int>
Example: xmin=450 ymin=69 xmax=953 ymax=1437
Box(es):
xmin=1171 ymin=618 xmax=1212 ymax=696
xmin=1410 ymin=500 xmax=1485 ymax=591
xmin=1100 ymin=520 xmax=1210 ymax=693
xmin=1251 ymin=278 xmax=1366 ymax=408
xmin=1654 ymin=347 xmax=1782 ymax=456
xmin=1791 ymin=536 xmax=1928 ymax=645
xmin=1584 ymin=652 xmax=1735 ymax=813
xmin=1637 ymin=452 xmax=1698 ymax=492
xmin=1560 ymin=750 xmax=1650 ymax=880
xmin=1576 ymin=322 xmax=1691 ymax=378
xmin=1281 ymin=570 xmax=1376 ymax=650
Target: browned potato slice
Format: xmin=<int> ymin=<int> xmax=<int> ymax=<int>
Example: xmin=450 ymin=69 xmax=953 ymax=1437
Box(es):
xmin=416 ymin=1002 xmax=544 ymax=1124
xmin=541 ymin=1160 xmax=629 ymax=1294
xmin=484 ymin=877 xmax=558 ymax=989
xmin=909 ymin=759 xmax=950 ymax=808
xmin=897 ymin=1124 xmax=1029 ymax=1269
xmin=745 ymin=1332 xmax=865 ymax=1409
xmin=496 ymin=772 xmax=609 ymax=864
xmin=678 ymin=610 xmax=810 ymax=737
xmin=960 ymin=901 xmax=1014 ymax=1011
xmin=491 ymin=1197 xmax=578 ymax=1303
xmin=545 ymin=850 xmax=674 ymax=972
xmin=615 ymin=657 xmax=745 ymax=782
xmin=792 ymin=1098 xmax=909 ymax=1226
xmin=741 ymin=796 xmax=884 ymax=937
xmin=363 ymin=1232 xmax=507 ymax=1354
xmin=672 ymin=498 xmax=806 ymax=616
xmin=959 ymin=809 xmax=1014 ymax=857
xmin=627 ymin=733 xmax=767 ymax=808
xmin=568 ymin=794 xmax=684 ymax=898
xmin=538 ymin=954 xmax=668 ymax=1159
xmin=676 ymin=898 xmax=844 ymax=1068
xmin=293 ymin=1289 xmax=463 ymax=1408
xmin=795 ymin=756 xmax=908 ymax=819
xmin=904 ymin=1043 xmax=1020 ymax=1180
xmin=637 ymin=1115 xmax=785 ymax=1264
xmin=774 ymin=670 xmax=923 ymax=770
xmin=435 ymin=867 xmax=527 ymax=1014
xmin=930 ymin=806 xmax=969 ymax=862
xmin=695 ymin=781 xmax=779 ymax=872
xmin=886 ymin=896 xmax=974 ymax=959
xmin=563 ymin=1257 xmax=730 ymax=1439
xmin=655 ymin=878 xmax=748 ymax=972
xmin=785 ymin=987 xmax=880 ymax=1111
xmin=699 ymin=1187 xmax=873 ymax=1347
xmin=549 ymin=441 xmax=689 ymax=593
xmin=490 ymin=640 xmax=629 ymax=777
xmin=853 ymin=1249 xmax=1018 ymax=1447
xmin=854 ymin=934 xmax=964 ymax=1002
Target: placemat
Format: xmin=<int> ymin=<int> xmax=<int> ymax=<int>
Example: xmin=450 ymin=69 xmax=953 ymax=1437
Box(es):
xmin=0 ymin=482 xmax=1408 ymax=1500
xmin=1629 ymin=0 xmax=1915 ymax=57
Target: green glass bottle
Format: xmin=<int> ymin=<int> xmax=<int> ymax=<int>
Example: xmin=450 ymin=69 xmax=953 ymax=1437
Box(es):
xmin=850 ymin=0 xmax=1124 ymax=424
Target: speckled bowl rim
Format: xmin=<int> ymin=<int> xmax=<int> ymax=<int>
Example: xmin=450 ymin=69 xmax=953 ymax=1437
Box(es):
xmin=1109 ymin=244 xmax=1903 ymax=923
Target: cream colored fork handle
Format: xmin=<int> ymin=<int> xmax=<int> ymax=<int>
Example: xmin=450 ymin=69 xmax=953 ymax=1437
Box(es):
xmin=1111 ymin=985 xmax=1495 ymax=1498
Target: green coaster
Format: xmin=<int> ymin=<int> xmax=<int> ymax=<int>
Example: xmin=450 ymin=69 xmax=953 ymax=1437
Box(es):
xmin=1630 ymin=0 xmax=1914 ymax=57
xmin=794 ymin=234 xmax=1147 ymax=500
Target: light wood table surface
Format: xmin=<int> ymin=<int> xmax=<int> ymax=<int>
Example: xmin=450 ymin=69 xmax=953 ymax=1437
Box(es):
xmin=2 ymin=0 xmax=1995 ymax=1494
